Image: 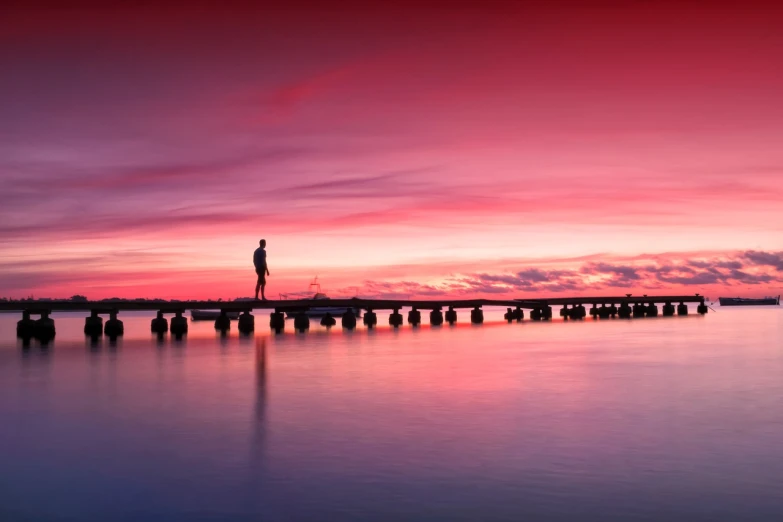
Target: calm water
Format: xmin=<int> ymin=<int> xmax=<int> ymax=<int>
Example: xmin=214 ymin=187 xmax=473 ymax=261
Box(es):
xmin=1 ymin=306 xmax=782 ymax=521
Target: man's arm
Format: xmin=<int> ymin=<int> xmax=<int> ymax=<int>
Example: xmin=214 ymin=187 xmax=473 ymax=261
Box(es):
xmin=266 ymin=262 xmax=270 ymax=276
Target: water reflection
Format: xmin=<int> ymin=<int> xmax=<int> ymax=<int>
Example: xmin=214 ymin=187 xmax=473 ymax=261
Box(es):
xmin=87 ymin=334 xmax=102 ymax=351
xmin=1 ymin=309 xmax=783 ymax=521
xmin=249 ymin=338 xmax=269 ymax=513
xmin=252 ymin=337 xmax=267 ymax=455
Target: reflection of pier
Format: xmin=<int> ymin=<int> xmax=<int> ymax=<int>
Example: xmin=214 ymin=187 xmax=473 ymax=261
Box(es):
xmin=3 ymin=294 xmax=709 ymax=341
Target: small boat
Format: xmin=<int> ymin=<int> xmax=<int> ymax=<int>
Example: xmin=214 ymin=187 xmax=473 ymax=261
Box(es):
xmin=718 ymin=296 xmax=780 ymax=306
xmin=190 ymin=310 xmax=241 ymax=321
xmin=283 ymin=278 xmax=363 ymax=318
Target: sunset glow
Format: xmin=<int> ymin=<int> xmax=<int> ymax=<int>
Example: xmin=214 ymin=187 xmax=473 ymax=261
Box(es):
xmin=2 ymin=2 xmax=782 ymax=299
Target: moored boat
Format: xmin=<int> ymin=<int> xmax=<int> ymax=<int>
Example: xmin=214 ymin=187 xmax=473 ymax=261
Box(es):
xmin=718 ymin=296 xmax=780 ymax=306
xmin=283 ymin=278 xmax=363 ymax=318
xmin=191 ymin=310 xmax=241 ymax=321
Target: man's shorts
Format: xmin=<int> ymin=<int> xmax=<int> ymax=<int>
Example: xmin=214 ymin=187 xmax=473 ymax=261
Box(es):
xmin=256 ymin=268 xmax=266 ymax=284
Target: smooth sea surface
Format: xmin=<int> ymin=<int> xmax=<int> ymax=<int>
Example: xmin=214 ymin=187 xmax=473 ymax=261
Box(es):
xmin=1 ymin=305 xmax=782 ymax=521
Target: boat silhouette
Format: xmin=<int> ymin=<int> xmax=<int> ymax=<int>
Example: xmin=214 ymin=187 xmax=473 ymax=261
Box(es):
xmin=283 ymin=278 xmax=363 ymax=318
xmin=191 ymin=310 xmax=241 ymax=321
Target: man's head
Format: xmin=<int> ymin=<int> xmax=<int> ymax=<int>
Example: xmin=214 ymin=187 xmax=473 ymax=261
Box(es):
xmin=259 ymin=239 xmax=266 ymax=248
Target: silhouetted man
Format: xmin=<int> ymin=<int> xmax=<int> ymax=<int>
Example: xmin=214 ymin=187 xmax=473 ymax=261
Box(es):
xmin=254 ymin=239 xmax=270 ymax=300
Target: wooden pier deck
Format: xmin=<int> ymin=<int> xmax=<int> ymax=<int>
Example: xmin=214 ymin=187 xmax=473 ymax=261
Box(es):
xmin=4 ymin=294 xmax=708 ymax=341
xmin=0 ymin=294 xmax=705 ymax=313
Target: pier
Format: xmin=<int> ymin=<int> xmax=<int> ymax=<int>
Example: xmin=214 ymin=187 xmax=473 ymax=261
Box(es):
xmin=2 ymin=294 xmax=708 ymax=342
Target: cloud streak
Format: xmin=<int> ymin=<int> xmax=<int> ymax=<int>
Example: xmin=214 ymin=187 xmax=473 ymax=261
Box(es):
xmin=353 ymin=251 xmax=783 ymax=299
xmin=1 ymin=2 xmax=783 ymax=299
xmin=4 ymin=249 xmax=781 ymax=300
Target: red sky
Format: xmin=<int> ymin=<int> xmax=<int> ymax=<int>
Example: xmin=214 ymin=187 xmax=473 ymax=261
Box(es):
xmin=1 ymin=1 xmax=782 ymax=299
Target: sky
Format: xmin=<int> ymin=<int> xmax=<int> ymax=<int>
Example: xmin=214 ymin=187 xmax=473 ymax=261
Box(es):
xmin=1 ymin=1 xmax=783 ymax=300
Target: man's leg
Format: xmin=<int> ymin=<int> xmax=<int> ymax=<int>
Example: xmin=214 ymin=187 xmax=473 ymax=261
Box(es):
xmin=261 ymin=279 xmax=267 ymax=300
xmin=255 ymin=274 xmax=262 ymax=299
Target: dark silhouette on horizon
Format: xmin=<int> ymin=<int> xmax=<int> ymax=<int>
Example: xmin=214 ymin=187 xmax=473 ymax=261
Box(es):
xmin=254 ymin=239 xmax=270 ymax=300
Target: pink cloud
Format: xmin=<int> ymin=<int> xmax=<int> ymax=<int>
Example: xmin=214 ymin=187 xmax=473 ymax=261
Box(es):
xmin=4 ymin=250 xmax=781 ymax=301
xmin=2 ymin=2 xmax=783 ymax=300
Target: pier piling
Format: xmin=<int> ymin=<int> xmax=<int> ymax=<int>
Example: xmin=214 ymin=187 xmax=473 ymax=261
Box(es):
xmin=445 ymin=307 xmax=457 ymax=325
xmin=389 ymin=309 xmax=403 ymax=328
xmin=320 ymin=312 xmax=336 ymax=328
xmin=269 ymin=311 xmax=285 ymax=333
xmin=633 ymin=303 xmax=645 ymax=318
xmin=408 ymin=308 xmax=421 ymax=327
xmin=214 ymin=310 xmax=231 ymax=332
xmin=34 ymin=311 xmax=56 ymax=343
xmin=430 ymin=308 xmax=444 ymax=326
xmin=238 ymin=311 xmax=255 ymax=334
xmin=104 ymin=311 xmax=124 ymax=338
xmin=17 ymin=311 xmax=35 ymax=339
xmin=363 ymin=309 xmax=378 ymax=329
xmin=294 ymin=311 xmax=310 ymax=332
xmin=171 ymin=311 xmax=188 ymax=337
xmin=342 ymin=309 xmax=357 ymax=330
xmin=85 ymin=311 xmax=104 ymax=337
xmin=151 ymin=311 xmax=168 ymax=335
xmin=470 ymin=306 xmax=484 ymax=324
